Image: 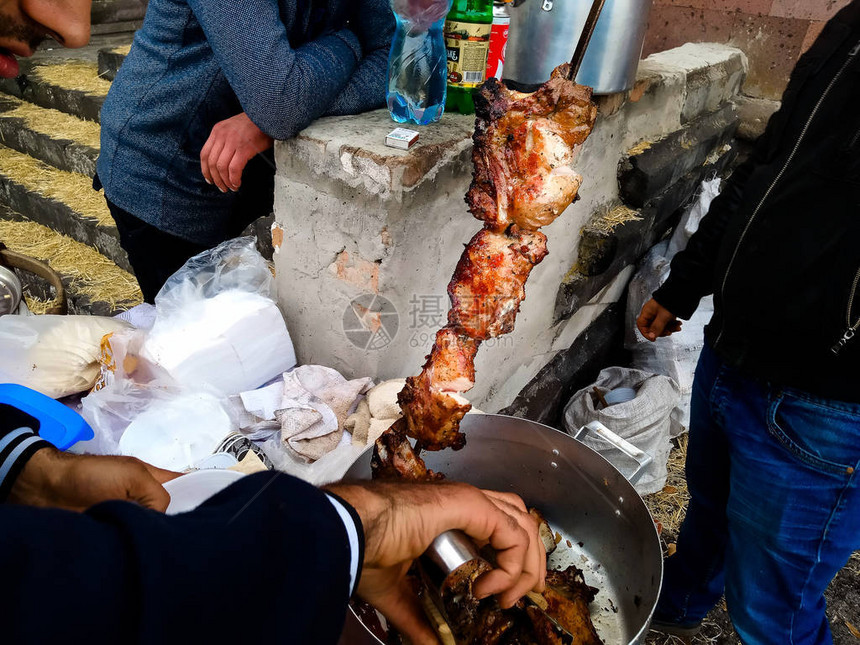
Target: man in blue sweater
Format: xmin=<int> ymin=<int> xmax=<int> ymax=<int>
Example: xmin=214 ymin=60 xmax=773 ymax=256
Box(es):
xmin=95 ymin=0 xmax=394 ymax=301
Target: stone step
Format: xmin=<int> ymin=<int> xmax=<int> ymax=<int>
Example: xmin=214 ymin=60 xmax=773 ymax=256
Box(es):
xmin=0 ymin=95 xmax=100 ymax=175
xmin=91 ymin=0 xmax=148 ymax=25
xmin=0 ymin=59 xmax=110 ymax=123
xmin=0 ymin=206 xmax=141 ymax=315
xmin=98 ymin=45 xmax=130 ymax=82
xmin=91 ymin=21 xmax=143 ymax=37
xmin=0 ymin=143 xmax=130 ymax=272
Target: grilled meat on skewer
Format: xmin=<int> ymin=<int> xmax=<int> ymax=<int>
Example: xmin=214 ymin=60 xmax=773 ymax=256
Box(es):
xmin=467 ymin=64 xmax=597 ymax=232
xmin=371 ymin=419 xmax=442 ymax=481
xmin=391 ymin=64 xmax=596 ymax=452
xmin=399 ymin=225 xmax=546 ymax=450
xmin=398 ymin=328 xmax=480 ymax=451
xmin=447 ymin=227 xmax=548 ymax=340
xmin=398 ymin=380 xmax=472 ymax=452
xmin=439 ymin=559 xmax=520 ymax=644
xmin=372 ymin=66 xmax=602 ymax=640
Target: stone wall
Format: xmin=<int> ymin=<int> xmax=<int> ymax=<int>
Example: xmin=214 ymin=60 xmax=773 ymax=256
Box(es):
xmin=644 ymin=0 xmax=851 ymax=101
xmin=90 ymin=0 xmax=147 ymax=35
xmin=272 ymin=43 xmax=746 ymax=425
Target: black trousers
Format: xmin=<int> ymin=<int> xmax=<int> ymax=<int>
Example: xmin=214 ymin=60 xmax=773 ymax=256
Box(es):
xmin=103 ymin=151 xmax=276 ymax=303
xmin=107 ymin=200 xmax=209 ymax=304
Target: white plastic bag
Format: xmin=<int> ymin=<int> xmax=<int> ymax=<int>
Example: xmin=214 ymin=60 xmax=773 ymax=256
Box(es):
xmin=391 ymin=0 xmax=452 ymax=30
xmin=140 ymin=238 xmax=296 ymax=396
xmin=665 ymin=177 xmax=721 ymax=261
xmin=563 ymin=367 xmax=680 ymax=495
xmin=80 ymin=380 xmax=176 ymax=455
xmin=118 ymin=390 xmax=235 ymax=471
xmin=0 ymin=315 xmax=131 ymax=398
xmin=79 ymin=379 xmax=235 ymax=468
xmin=625 ymin=178 xmax=721 ymax=432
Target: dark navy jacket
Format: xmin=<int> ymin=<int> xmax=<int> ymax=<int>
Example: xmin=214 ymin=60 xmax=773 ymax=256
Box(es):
xmin=0 ymin=407 xmax=362 ymax=643
xmin=97 ymin=0 xmax=394 ymax=245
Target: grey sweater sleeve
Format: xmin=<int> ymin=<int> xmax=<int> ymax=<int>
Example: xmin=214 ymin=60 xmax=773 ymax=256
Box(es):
xmin=187 ymin=0 xmax=363 ymax=139
xmin=324 ymin=0 xmax=395 ymax=116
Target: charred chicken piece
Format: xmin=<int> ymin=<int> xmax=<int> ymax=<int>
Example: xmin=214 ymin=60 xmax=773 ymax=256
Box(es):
xmin=528 ymin=508 xmax=558 ymax=556
xmin=530 ymin=567 xmax=601 ymax=645
xmin=371 ymin=419 xmax=442 ymax=481
xmin=448 ymin=227 xmax=548 ymax=340
xmin=440 ymin=559 xmax=520 ymax=645
xmin=398 ymin=328 xmax=480 ymax=451
xmin=467 ymin=64 xmax=597 ymax=232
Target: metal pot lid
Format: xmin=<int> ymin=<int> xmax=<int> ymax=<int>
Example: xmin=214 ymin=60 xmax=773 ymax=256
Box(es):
xmin=0 ymin=265 xmax=23 ymax=316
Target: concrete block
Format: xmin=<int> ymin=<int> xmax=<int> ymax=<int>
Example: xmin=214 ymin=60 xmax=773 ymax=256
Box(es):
xmin=639 ymin=138 xmax=736 ymax=234
xmin=644 ymin=6 xmax=806 ymax=101
xmin=0 ymin=169 xmax=129 ymax=272
xmin=91 ymin=0 xmax=148 ymax=24
xmin=499 ymin=304 xmax=625 ymax=426
xmin=553 ymin=206 xmax=651 ymax=323
xmin=619 ymin=101 xmax=738 ymax=207
xmin=734 ymin=94 xmax=779 ymax=141
xmin=0 ymin=60 xmax=107 ymax=123
xmin=0 ymin=205 xmax=137 ymax=315
xmin=90 ymin=20 xmax=143 ymax=36
xmin=643 ymin=42 xmax=747 ymax=123
xmin=98 ymin=46 xmax=129 ymax=82
xmin=555 ymin=138 xmax=736 ymax=324
xmin=644 ymin=5 xmax=736 ymax=59
xmin=276 ymin=109 xmax=474 ymax=201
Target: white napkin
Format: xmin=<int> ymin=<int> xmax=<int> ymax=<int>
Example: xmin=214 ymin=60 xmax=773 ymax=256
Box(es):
xmin=275 ymin=366 xmax=373 ymax=462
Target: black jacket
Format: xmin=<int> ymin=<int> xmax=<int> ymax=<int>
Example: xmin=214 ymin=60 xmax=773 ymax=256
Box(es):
xmin=0 ymin=402 xmax=361 ymax=643
xmin=654 ymin=0 xmax=860 ymax=403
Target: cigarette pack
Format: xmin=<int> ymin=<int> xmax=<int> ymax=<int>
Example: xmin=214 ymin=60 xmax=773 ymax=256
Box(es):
xmin=385 ymin=128 xmax=420 ymax=150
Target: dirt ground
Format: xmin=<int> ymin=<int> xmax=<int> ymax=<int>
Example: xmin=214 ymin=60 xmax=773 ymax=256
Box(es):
xmin=643 ymin=437 xmax=860 ymax=645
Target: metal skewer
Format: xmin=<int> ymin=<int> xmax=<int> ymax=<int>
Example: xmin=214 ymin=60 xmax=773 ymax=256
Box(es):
xmin=567 ymin=0 xmax=608 ymax=81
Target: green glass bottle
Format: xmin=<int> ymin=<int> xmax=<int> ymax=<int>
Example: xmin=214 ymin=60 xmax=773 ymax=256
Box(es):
xmin=444 ymin=0 xmax=493 ymax=114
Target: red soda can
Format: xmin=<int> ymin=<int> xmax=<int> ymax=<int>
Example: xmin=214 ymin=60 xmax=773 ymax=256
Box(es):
xmin=485 ymin=2 xmax=510 ymax=80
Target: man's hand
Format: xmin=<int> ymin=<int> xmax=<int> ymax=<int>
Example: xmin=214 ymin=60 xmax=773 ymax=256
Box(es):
xmin=200 ymin=112 xmax=274 ymax=193
xmin=637 ymin=298 xmax=683 ymax=342
xmin=8 ymin=447 xmax=179 ymax=513
xmin=327 ymin=481 xmax=546 ymax=645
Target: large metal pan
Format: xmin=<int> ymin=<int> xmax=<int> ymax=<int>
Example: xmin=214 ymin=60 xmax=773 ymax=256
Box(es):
xmin=340 ymin=413 xmax=663 ymax=645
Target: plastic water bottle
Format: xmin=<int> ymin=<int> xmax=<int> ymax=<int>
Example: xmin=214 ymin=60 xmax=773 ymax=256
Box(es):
xmin=387 ymin=0 xmax=453 ymax=126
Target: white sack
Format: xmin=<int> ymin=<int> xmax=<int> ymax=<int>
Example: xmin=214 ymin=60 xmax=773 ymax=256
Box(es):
xmin=625 ymin=177 xmax=721 ymax=432
xmin=563 ymin=367 xmax=680 ymax=495
xmin=0 ymin=315 xmax=131 ymax=398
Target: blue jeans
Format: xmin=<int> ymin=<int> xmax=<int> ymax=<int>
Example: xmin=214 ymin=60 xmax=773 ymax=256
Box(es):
xmin=655 ymin=343 xmax=860 ymax=644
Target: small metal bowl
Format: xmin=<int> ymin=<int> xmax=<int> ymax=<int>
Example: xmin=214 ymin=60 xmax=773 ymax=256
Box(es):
xmin=0 ymin=265 xmax=23 ymax=316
